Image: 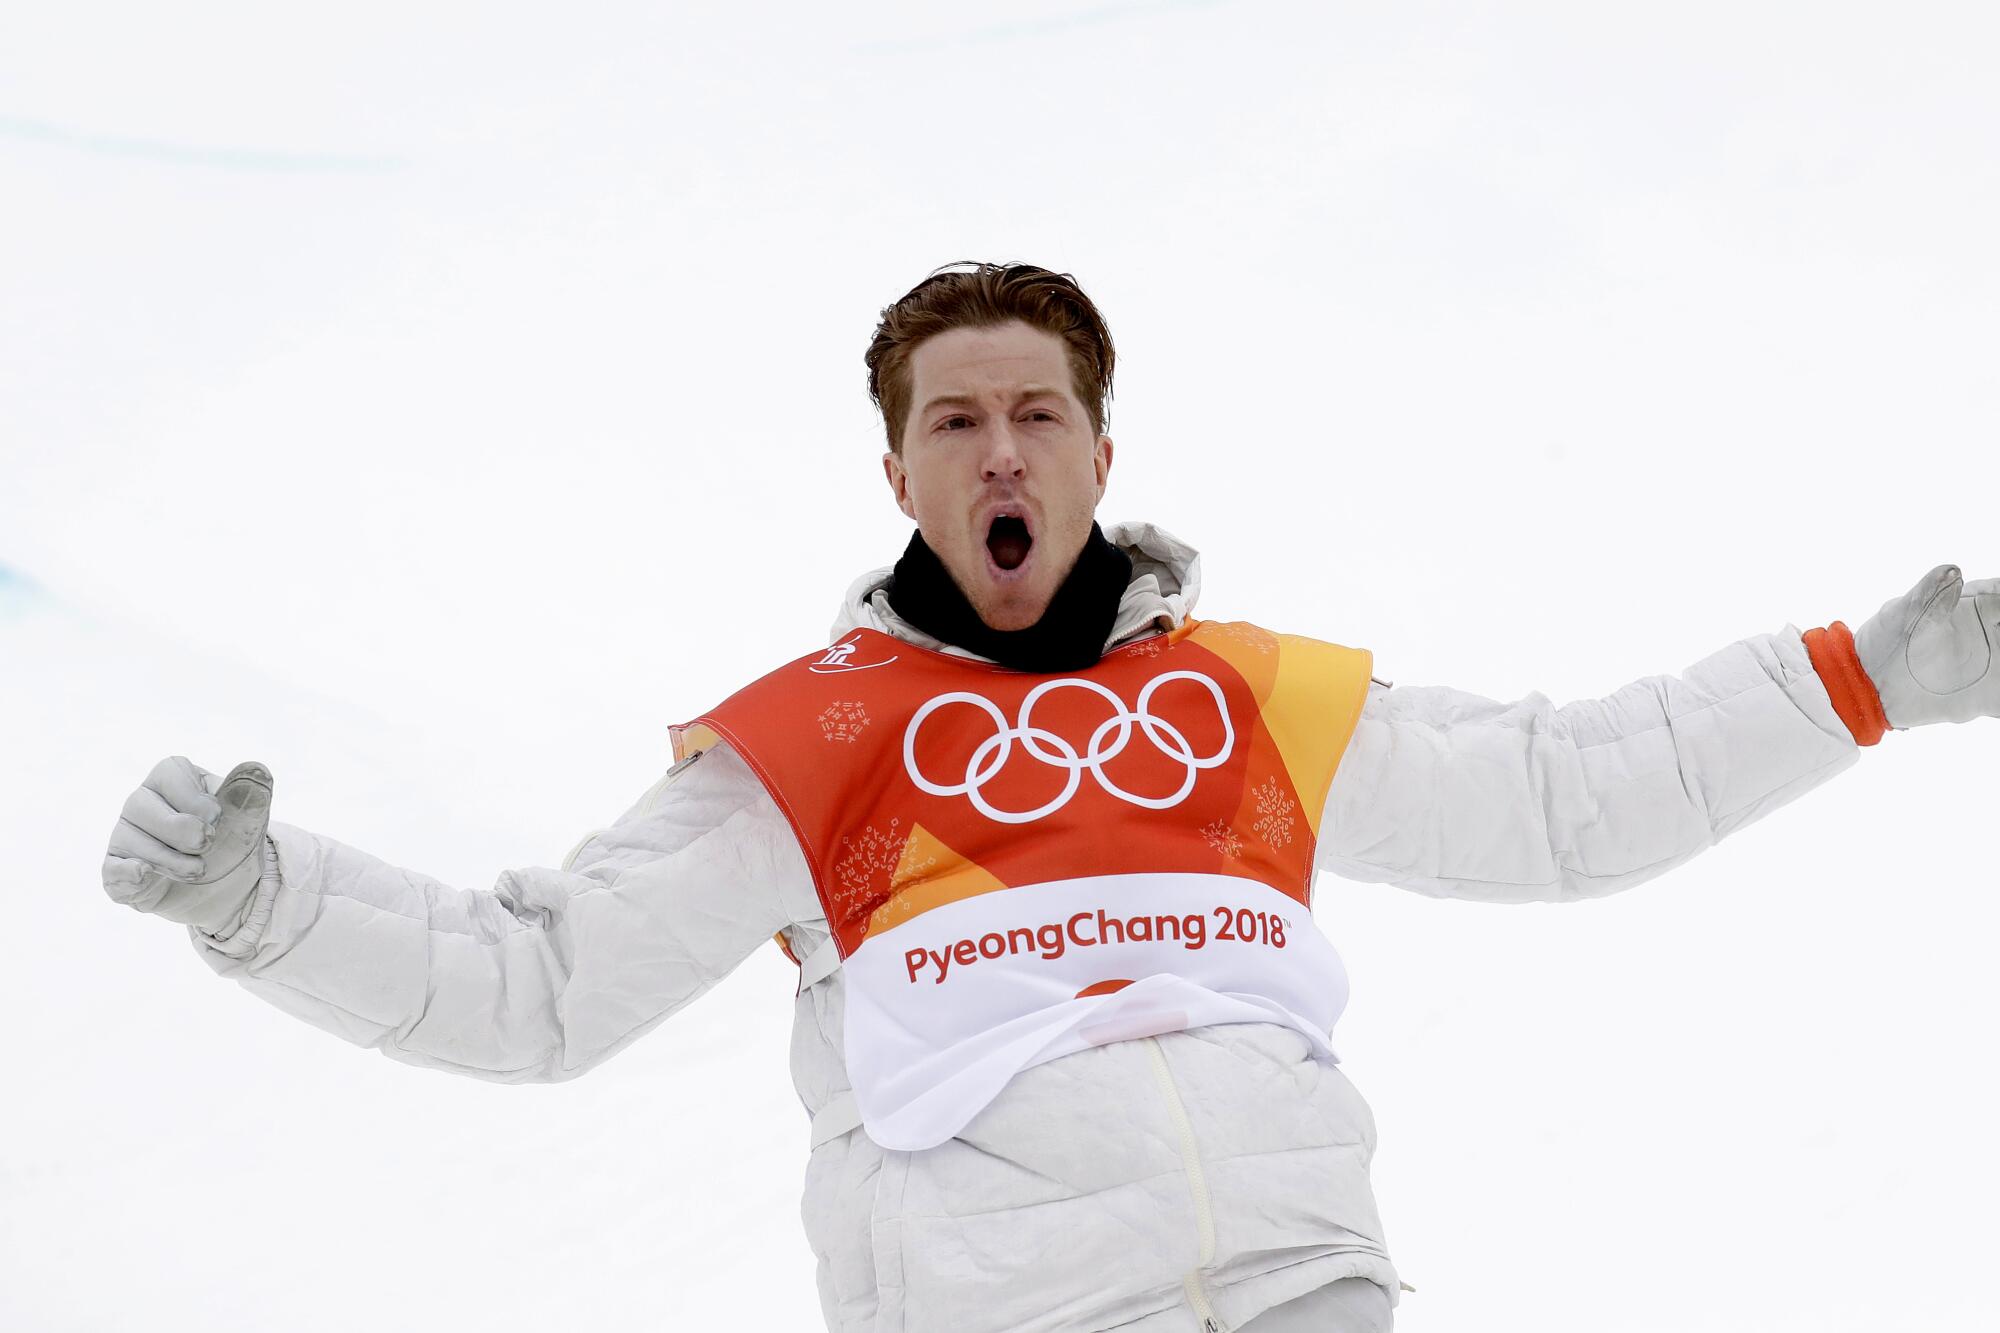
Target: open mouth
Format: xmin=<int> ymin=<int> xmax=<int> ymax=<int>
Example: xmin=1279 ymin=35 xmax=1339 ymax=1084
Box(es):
xmin=985 ymin=514 xmax=1033 ymax=572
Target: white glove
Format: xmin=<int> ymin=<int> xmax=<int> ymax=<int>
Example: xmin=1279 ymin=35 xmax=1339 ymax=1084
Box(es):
xmin=102 ymin=757 xmax=275 ymax=937
xmin=1853 ymin=564 xmax=2000 ymax=729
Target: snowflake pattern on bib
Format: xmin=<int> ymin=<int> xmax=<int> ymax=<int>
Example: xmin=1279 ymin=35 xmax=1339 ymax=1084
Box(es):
xmin=1210 ymin=622 xmax=1278 ymax=655
xmin=832 ymin=817 xmax=920 ymax=919
xmin=1201 ymin=818 xmax=1245 ymax=858
xmin=1251 ymin=776 xmax=1297 ymax=850
xmin=818 ymin=700 xmax=870 ymax=743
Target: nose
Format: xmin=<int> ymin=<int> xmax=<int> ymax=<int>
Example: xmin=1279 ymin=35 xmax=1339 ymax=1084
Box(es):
xmin=980 ymin=423 xmax=1026 ymax=481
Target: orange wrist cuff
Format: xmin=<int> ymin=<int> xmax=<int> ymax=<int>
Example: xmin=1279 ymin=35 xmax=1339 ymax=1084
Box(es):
xmin=1802 ymin=620 xmax=1891 ymax=746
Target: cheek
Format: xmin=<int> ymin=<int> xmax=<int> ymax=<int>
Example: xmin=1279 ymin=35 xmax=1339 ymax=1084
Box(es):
xmin=917 ymin=474 xmax=973 ymax=518
xmin=909 ymin=479 xmax=971 ymax=541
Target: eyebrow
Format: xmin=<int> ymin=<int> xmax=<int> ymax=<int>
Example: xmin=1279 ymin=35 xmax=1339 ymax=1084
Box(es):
xmin=918 ymin=386 xmax=1070 ymax=417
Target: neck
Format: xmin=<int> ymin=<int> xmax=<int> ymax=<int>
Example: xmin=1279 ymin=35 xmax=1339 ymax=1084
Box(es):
xmin=885 ymin=521 xmax=1135 ymax=672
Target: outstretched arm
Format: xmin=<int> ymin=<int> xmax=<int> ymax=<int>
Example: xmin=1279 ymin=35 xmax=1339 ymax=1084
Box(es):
xmin=185 ymin=741 xmax=808 ymax=1082
xmin=1317 ymin=563 xmax=2000 ymax=904
xmin=1315 ymin=625 xmax=1861 ymax=904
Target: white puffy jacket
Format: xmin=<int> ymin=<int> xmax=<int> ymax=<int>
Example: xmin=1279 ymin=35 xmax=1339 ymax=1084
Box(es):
xmin=185 ymin=520 xmax=1863 ymax=1332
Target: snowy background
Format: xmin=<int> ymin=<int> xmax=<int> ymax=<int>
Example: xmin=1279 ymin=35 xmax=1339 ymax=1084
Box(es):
xmin=4 ymin=1 xmax=1997 ymax=1328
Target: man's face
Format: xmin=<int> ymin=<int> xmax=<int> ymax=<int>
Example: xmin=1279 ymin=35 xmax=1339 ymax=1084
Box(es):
xmin=882 ymin=320 xmax=1114 ymax=631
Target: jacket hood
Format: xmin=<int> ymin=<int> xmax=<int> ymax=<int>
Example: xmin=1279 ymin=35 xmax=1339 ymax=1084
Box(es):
xmin=830 ymin=519 xmax=1202 ymax=664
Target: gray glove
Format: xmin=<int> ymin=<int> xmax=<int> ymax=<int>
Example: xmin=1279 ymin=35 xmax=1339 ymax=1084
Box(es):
xmin=102 ymin=757 xmax=274 ymax=937
xmin=1853 ymin=563 xmax=2000 ymax=729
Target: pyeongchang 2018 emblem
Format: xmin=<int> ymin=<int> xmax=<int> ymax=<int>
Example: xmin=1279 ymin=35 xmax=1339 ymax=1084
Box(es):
xmin=903 ymin=672 xmax=1234 ymax=825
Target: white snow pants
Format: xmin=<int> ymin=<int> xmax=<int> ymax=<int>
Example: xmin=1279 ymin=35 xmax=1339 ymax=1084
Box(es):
xmin=1232 ymin=1277 xmax=1393 ymax=1332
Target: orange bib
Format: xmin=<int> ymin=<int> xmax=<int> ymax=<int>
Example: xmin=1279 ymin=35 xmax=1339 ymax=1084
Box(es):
xmin=671 ymin=617 xmax=1373 ymax=1149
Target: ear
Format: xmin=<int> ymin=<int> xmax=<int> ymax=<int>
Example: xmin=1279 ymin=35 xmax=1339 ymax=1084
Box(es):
xmin=1093 ymin=434 xmax=1114 ymax=501
xmin=882 ymin=451 xmax=916 ymax=521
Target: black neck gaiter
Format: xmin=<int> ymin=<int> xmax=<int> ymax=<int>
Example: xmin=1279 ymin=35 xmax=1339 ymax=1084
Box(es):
xmin=885 ymin=521 xmax=1135 ymax=673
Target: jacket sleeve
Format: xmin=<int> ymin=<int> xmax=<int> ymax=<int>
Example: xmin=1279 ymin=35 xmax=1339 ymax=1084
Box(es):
xmin=183 ymin=741 xmax=808 ymax=1082
xmin=1316 ymin=626 xmax=1862 ymax=904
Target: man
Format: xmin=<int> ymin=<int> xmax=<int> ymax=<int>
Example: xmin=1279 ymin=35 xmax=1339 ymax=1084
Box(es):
xmin=102 ymin=261 xmax=1998 ymax=1332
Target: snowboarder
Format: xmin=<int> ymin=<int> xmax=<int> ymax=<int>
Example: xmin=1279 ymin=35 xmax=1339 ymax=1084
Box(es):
xmin=102 ymin=261 xmax=1998 ymax=1331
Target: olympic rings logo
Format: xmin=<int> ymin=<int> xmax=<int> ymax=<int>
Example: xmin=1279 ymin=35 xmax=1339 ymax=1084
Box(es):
xmin=902 ymin=672 xmax=1235 ymax=824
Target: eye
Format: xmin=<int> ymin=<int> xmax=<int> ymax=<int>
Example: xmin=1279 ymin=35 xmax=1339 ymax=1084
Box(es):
xmin=936 ymin=410 xmax=1058 ymax=431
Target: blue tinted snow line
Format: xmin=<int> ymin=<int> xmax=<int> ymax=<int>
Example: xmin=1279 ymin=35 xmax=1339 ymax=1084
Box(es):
xmin=0 ymin=561 xmax=43 ymax=617
xmin=851 ymin=0 xmax=1227 ymax=54
xmin=0 ymin=114 xmax=406 ymax=174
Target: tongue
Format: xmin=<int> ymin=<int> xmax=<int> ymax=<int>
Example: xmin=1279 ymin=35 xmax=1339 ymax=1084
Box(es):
xmin=988 ymin=531 xmax=1031 ymax=571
